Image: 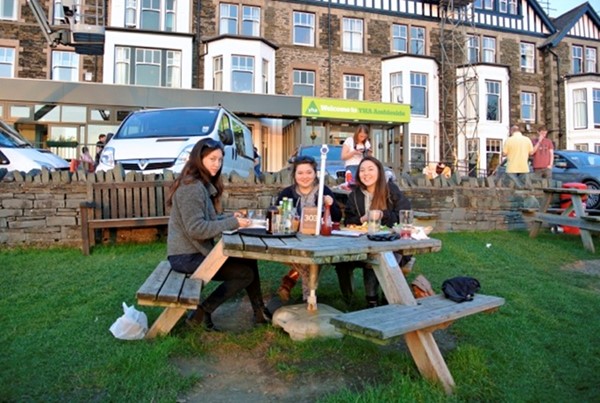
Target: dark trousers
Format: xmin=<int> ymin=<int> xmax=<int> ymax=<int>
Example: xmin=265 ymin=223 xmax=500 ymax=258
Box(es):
xmin=168 ymin=253 xmax=264 ymax=314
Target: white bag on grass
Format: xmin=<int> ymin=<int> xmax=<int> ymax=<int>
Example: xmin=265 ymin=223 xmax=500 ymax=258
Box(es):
xmin=109 ymin=302 xmax=148 ymax=340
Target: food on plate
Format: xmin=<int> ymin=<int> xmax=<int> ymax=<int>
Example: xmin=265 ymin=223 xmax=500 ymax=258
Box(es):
xmin=345 ymin=222 xmax=368 ymax=232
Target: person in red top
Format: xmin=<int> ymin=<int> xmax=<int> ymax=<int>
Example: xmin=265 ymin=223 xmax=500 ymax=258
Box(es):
xmin=532 ymin=126 xmax=554 ymax=179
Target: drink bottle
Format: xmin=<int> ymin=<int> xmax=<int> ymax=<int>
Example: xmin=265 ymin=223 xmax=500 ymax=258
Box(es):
xmin=266 ymin=196 xmax=279 ymax=234
xmin=321 ymin=203 xmax=332 ymax=236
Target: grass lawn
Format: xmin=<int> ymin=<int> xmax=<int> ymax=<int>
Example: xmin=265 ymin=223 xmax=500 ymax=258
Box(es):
xmin=1 ymin=230 xmax=600 ymax=402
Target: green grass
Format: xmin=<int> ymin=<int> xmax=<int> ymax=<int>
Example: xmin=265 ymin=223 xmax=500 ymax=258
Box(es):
xmin=2 ymin=231 xmax=600 ymax=402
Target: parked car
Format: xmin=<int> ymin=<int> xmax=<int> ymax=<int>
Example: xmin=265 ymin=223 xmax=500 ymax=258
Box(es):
xmin=552 ymin=150 xmax=600 ymax=209
xmin=97 ymin=107 xmax=255 ymax=176
xmin=496 ymin=150 xmax=600 ymax=209
xmin=0 ymin=119 xmax=69 ymax=173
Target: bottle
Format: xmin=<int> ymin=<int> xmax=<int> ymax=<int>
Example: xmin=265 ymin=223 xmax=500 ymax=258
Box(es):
xmin=321 ymin=203 xmax=332 ymax=236
xmin=266 ymin=196 xmax=279 ymax=234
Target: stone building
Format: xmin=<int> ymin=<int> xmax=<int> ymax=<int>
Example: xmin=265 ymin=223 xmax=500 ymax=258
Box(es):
xmin=0 ymin=0 xmax=599 ymax=175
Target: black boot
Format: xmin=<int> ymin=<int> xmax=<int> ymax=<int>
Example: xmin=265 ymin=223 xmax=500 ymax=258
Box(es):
xmin=186 ymin=306 xmax=220 ymax=331
xmin=250 ymin=299 xmax=271 ymax=325
xmin=366 ymin=296 xmax=378 ymax=308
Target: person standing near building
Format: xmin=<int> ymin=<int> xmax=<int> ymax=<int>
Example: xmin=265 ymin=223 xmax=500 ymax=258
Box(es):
xmin=531 ymin=126 xmax=554 ymax=179
xmin=95 ymin=134 xmax=106 ymax=166
xmin=503 ymin=126 xmax=534 ymax=188
xmin=341 ymin=124 xmax=372 ymax=176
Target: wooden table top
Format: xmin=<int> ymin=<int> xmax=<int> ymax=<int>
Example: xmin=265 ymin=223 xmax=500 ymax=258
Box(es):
xmin=221 ymin=232 xmax=442 ymax=265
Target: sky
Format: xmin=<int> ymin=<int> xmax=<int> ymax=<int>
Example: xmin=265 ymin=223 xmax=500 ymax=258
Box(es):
xmin=545 ymin=0 xmax=600 ymax=17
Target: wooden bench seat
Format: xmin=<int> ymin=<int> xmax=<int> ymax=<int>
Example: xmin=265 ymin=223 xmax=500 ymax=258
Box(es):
xmin=80 ymin=178 xmax=172 ymax=255
xmin=331 ymin=294 xmax=505 ymax=344
xmin=137 ymin=260 xmax=202 ymax=309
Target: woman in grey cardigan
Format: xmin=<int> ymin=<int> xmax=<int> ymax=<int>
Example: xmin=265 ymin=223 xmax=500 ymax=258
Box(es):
xmin=167 ymin=138 xmax=268 ymax=330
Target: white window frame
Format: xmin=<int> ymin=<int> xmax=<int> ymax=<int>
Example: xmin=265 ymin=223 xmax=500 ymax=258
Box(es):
xmin=242 ymin=5 xmax=260 ymax=37
xmin=115 ymin=47 xmax=131 ymax=85
xmin=508 ymin=0 xmax=517 ymax=14
xmin=573 ymin=88 xmax=587 ymax=129
xmin=136 ymin=48 xmax=162 ymax=86
xmin=166 ymin=50 xmax=180 ymax=87
xmin=123 ymin=0 xmax=175 ymax=31
xmin=483 ymin=0 xmax=493 ymax=10
xmin=520 ymin=42 xmax=535 ymax=73
xmin=595 ymin=143 xmax=600 ymax=154
xmin=262 ymin=59 xmax=268 ymax=93
xmin=392 ymin=24 xmax=407 ymax=53
xmin=343 ymin=18 xmax=363 ymax=53
xmin=219 ymin=3 xmax=238 ymax=35
xmin=113 ymin=46 xmax=181 ymax=88
xmin=410 ymin=26 xmax=425 ymax=55
xmin=485 ymin=80 xmax=501 ymax=122
xmin=343 ymin=74 xmax=363 ymax=100
xmin=293 ymin=11 xmax=315 ymax=46
xmin=410 ymin=133 xmax=428 ymax=170
xmin=586 ymin=47 xmax=597 ymax=73
xmin=520 ymin=92 xmax=536 ymax=123
xmin=213 ymin=56 xmax=223 ymax=91
xmin=483 ymin=36 xmax=496 ymax=63
xmin=293 ymin=69 xmax=315 ymax=96
xmin=390 ymin=72 xmax=403 ymax=103
xmin=410 ymin=72 xmax=428 ymax=117
xmin=467 ymin=35 xmax=479 ymax=63
xmin=575 ymin=143 xmax=589 ymax=151
xmin=125 ymin=0 xmax=137 ymax=27
xmin=0 ymin=46 xmax=15 ymax=78
xmin=231 ymin=55 xmax=254 ymax=93
xmin=573 ymin=45 xmax=583 ymax=74
xmin=0 ymin=0 xmax=16 ymax=20
xmin=486 ymin=138 xmax=502 ymax=176
xmin=51 ymin=50 xmax=79 ymax=82
xmin=594 ymin=88 xmax=600 ymax=128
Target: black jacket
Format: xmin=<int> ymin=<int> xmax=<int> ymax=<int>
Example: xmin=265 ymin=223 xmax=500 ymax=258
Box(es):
xmin=277 ymin=185 xmax=342 ymax=222
xmin=344 ymin=182 xmax=411 ymax=227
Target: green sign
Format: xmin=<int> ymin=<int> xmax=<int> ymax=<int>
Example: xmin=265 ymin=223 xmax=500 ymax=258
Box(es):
xmin=302 ymin=97 xmax=410 ymax=123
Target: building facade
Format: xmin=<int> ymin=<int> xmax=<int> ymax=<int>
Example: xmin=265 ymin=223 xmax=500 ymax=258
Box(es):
xmin=0 ymin=0 xmax=599 ymax=175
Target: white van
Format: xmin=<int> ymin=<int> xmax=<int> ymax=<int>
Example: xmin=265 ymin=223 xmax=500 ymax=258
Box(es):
xmin=0 ymin=119 xmax=69 ymax=172
xmin=97 ymin=107 xmax=255 ymax=176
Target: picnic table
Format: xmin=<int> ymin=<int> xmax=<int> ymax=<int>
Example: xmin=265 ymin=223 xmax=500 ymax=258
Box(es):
xmin=140 ymin=230 xmax=504 ymax=394
xmin=529 ymin=187 xmax=600 ymax=253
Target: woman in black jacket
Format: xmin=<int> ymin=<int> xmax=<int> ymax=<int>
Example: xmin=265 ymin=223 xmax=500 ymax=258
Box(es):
xmin=336 ymin=156 xmax=412 ymax=307
xmin=276 ymin=155 xmax=342 ymax=302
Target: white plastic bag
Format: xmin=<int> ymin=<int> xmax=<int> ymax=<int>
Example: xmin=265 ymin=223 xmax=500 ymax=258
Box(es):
xmin=109 ymin=302 xmax=148 ymax=340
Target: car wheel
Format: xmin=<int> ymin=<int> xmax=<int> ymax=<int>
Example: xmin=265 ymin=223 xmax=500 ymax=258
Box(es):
xmin=584 ymin=181 xmax=600 ymax=210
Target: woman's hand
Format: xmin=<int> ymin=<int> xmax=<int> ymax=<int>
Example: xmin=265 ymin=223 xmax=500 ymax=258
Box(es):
xmin=323 ymin=195 xmax=334 ymax=206
xmin=237 ymin=217 xmax=252 ymax=228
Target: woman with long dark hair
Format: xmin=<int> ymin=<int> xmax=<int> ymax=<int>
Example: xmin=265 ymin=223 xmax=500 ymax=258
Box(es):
xmin=167 ymin=138 xmax=268 ymax=330
xmin=335 ymin=156 xmax=412 ymax=307
xmin=341 ymin=124 xmax=373 ymax=174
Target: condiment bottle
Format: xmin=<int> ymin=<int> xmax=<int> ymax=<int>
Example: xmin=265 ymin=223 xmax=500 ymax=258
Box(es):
xmin=266 ymin=196 xmax=279 ymax=234
xmin=321 ymin=203 xmax=332 ymax=236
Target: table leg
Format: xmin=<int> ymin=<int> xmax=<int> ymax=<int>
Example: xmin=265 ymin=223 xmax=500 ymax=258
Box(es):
xmin=306 ymin=263 xmax=319 ymax=311
xmin=530 ymin=193 xmax=553 ymax=238
xmin=570 ymin=196 xmax=596 ymax=253
xmin=145 ymin=240 xmax=228 ymax=338
xmin=371 ymin=251 xmax=455 ymax=394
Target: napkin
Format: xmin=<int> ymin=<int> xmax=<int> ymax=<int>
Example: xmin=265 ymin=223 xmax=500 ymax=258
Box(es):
xmin=411 ymin=226 xmax=430 ymax=240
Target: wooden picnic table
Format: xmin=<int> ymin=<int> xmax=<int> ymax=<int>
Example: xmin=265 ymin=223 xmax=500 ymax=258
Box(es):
xmin=530 ymin=187 xmax=600 ymax=252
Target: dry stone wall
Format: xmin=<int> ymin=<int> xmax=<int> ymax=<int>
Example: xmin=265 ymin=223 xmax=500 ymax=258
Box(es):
xmin=0 ymin=168 xmax=544 ymax=249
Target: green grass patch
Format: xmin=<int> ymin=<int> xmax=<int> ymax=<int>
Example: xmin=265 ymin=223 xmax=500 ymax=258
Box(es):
xmin=1 ymin=231 xmax=600 ymax=401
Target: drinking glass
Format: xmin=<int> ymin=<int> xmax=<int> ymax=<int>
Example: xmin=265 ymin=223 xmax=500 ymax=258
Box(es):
xmin=399 ymin=209 xmax=414 ymax=239
xmin=367 ymin=209 xmax=382 ymax=234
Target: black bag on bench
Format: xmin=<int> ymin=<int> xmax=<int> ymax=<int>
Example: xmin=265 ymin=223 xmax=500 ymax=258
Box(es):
xmin=442 ymin=276 xmax=481 ymax=303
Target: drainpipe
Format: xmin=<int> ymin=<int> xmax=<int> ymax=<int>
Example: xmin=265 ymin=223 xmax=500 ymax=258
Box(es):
xmin=548 ymin=47 xmax=563 ymax=148
xmin=195 ymin=0 xmax=202 ymax=88
xmin=328 ymin=0 xmax=332 ymax=97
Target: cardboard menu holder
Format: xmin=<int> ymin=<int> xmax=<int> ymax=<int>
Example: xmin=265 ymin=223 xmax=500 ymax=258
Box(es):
xmin=300 ymin=207 xmax=319 ymax=235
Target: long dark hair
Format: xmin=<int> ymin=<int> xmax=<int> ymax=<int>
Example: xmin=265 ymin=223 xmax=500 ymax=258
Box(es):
xmin=355 ymin=156 xmax=388 ymax=210
xmin=353 ymin=124 xmax=370 ymax=146
xmin=167 ymin=138 xmax=225 ymax=211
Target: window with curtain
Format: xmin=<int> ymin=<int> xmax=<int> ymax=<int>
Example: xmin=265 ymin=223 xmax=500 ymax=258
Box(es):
xmin=520 ymin=42 xmax=534 ymax=73
xmin=166 ymin=50 xmax=180 ymax=87
xmin=410 ymin=134 xmax=428 ymax=171
xmin=520 ymin=92 xmax=536 ymax=123
xmin=293 ymin=12 xmax=314 ymax=46
xmin=586 ymin=47 xmax=597 ymax=73
xmin=220 ymin=3 xmax=238 ymax=35
xmin=573 ymin=88 xmax=587 ymax=129
xmin=410 ymin=72 xmax=427 ymax=116
xmin=114 ymin=46 xmax=181 ymax=88
xmin=343 ymin=18 xmax=363 ymax=53
xmin=485 ymin=80 xmax=500 ymax=121
xmin=392 ymin=24 xmax=407 ymax=53
xmin=0 ymin=46 xmax=15 ymax=78
xmin=343 ymin=74 xmax=363 ymax=100
xmin=242 ymin=6 xmax=260 ymax=36
xmin=124 ymin=0 xmax=175 ymax=31
xmin=213 ymin=56 xmax=223 ymax=90
xmin=467 ymin=35 xmax=479 ymax=63
xmin=232 ymin=55 xmax=254 ymax=93
xmin=262 ymin=59 xmax=268 ymax=93
xmin=410 ymin=26 xmax=425 ymax=55
xmin=483 ymin=37 xmax=496 ymax=63
xmin=486 ymin=139 xmax=502 ymax=176
xmin=293 ymin=69 xmax=315 ymax=96
xmin=51 ymin=51 xmax=79 ymax=81
xmin=572 ymin=46 xmax=583 ymax=74
xmin=390 ymin=72 xmax=403 ymax=103
xmin=594 ymin=89 xmax=600 ymax=128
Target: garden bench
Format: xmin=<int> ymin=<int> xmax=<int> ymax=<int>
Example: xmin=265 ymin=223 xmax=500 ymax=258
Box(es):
xmin=331 ymin=294 xmax=505 ymax=343
xmin=136 ymin=260 xmax=203 ymax=339
xmin=80 ymin=179 xmax=172 ymax=255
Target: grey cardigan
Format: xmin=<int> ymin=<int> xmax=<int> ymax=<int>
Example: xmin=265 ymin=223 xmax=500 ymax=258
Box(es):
xmin=167 ymin=180 xmax=238 ymax=257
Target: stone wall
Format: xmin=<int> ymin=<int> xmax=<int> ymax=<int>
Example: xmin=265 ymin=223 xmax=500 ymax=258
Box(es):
xmin=0 ymin=168 xmax=544 ymax=249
